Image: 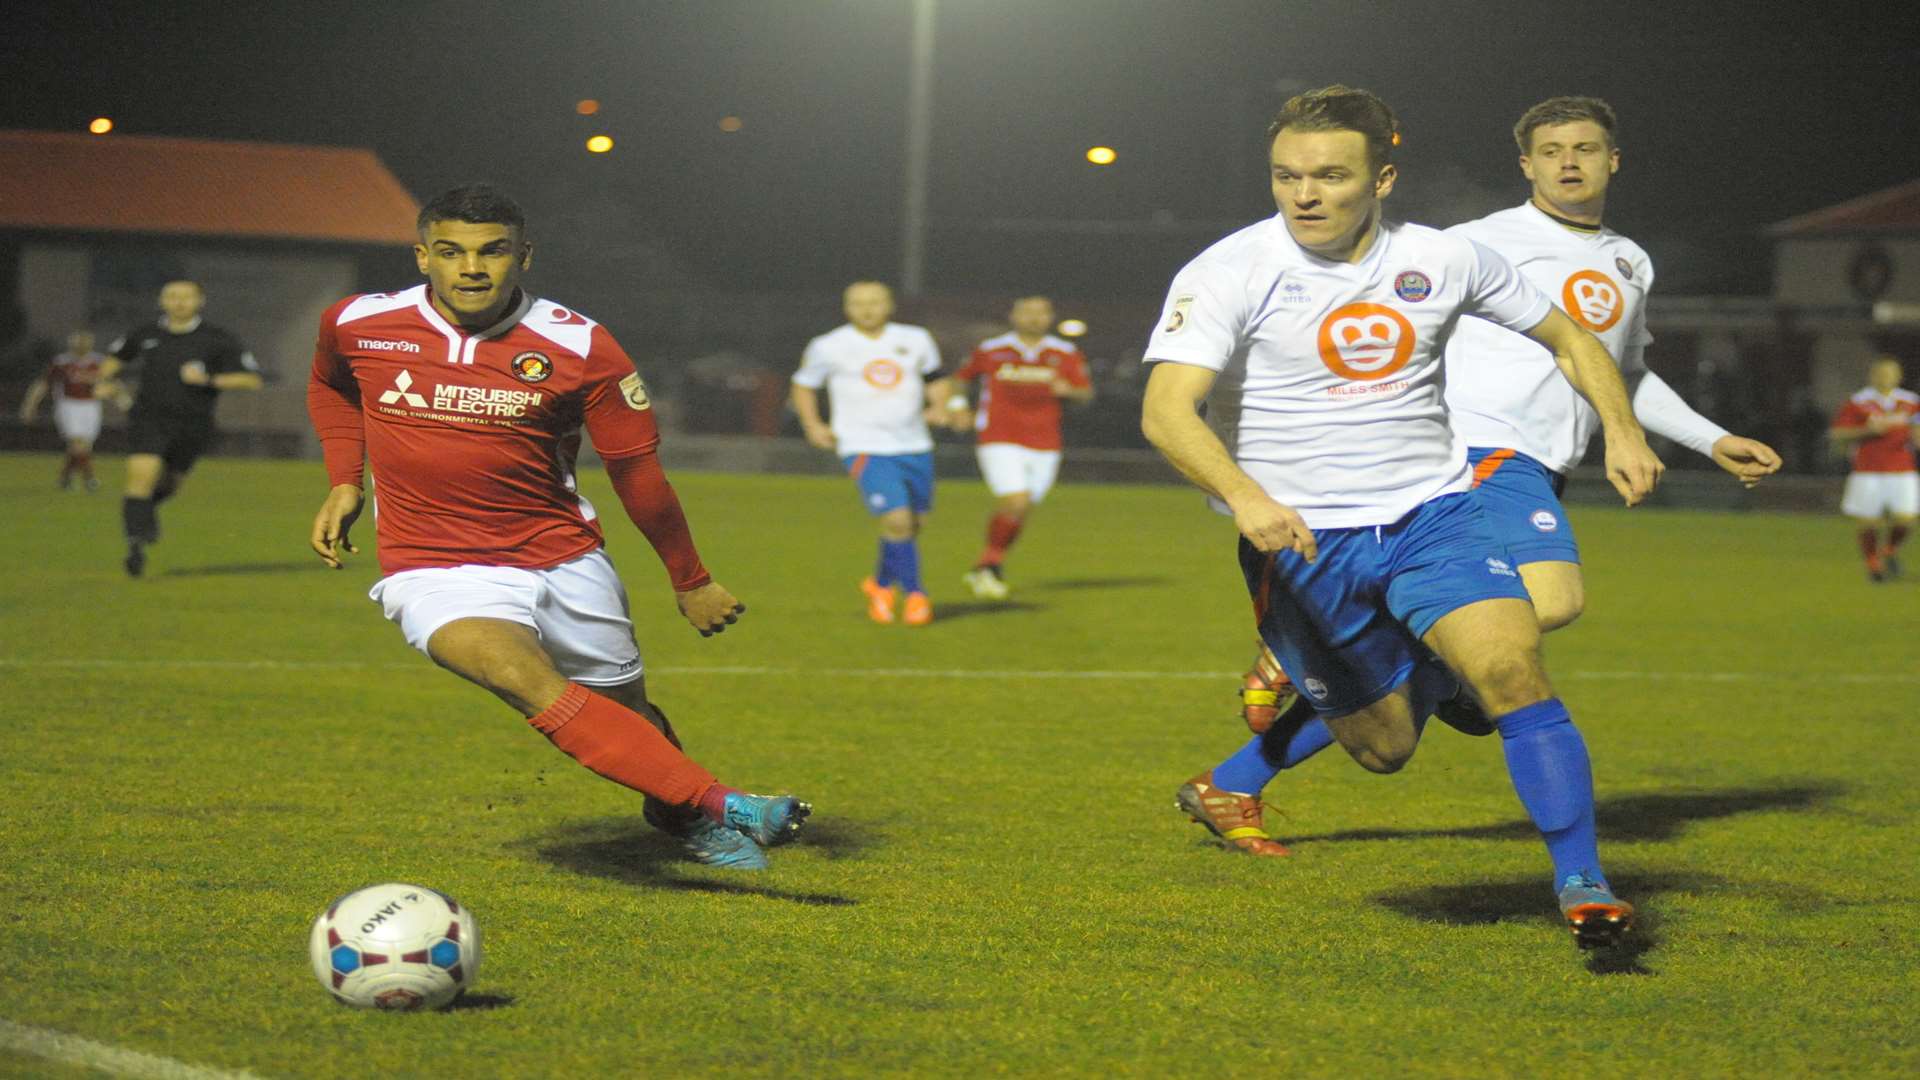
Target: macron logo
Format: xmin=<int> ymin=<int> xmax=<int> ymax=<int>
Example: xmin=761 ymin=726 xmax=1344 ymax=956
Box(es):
xmin=359 ymin=338 xmax=421 ymax=353
xmin=378 ymin=369 xmax=429 ymax=407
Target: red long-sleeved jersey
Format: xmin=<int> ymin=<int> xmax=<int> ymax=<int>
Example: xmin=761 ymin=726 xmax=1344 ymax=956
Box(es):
xmin=307 ymin=285 xmax=709 ymax=587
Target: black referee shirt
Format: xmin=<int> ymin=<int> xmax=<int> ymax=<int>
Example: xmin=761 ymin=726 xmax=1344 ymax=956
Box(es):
xmin=110 ymin=318 xmax=259 ymax=426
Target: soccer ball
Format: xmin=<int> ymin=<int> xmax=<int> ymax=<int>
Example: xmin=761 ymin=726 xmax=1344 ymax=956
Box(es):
xmin=308 ymin=883 xmax=480 ymax=1011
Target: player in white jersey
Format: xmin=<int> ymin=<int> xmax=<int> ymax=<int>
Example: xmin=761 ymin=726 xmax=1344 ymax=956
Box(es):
xmin=1145 ymin=86 xmax=1661 ymax=948
xmin=1234 ymin=97 xmax=1785 ymax=734
xmin=791 ymin=281 xmax=958 ymax=626
xmin=1442 ymin=95 xmax=1781 ymax=627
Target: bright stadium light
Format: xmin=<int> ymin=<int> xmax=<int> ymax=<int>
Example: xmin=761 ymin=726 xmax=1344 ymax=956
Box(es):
xmin=575 ymin=99 xmax=600 ymax=116
xmin=1085 ymin=146 xmax=1116 ymax=166
xmin=1058 ymin=319 xmax=1088 ymax=337
xmin=718 ymin=115 xmax=744 ymax=133
xmin=88 ymin=117 xmax=113 ymax=135
xmin=585 ymin=135 xmax=614 ymax=153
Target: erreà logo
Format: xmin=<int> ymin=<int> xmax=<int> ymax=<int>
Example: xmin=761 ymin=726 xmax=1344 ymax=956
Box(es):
xmin=378 ymin=370 xmax=428 ymax=407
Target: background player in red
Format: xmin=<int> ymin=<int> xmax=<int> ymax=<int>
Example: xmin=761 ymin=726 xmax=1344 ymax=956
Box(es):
xmin=1829 ymin=355 xmax=1919 ymax=581
xmin=306 ymin=185 xmax=808 ymax=868
xmin=17 ymin=329 xmax=108 ymax=491
xmin=951 ymin=295 xmax=1093 ymax=599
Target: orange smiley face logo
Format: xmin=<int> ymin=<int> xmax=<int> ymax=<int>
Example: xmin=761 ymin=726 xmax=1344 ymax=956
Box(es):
xmin=1562 ymin=270 xmax=1622 ymax=331
xmin=1317 ymin=303 xmax=1416 ymax=381
xmin=862 ymin=359 xmax=904 ymax=388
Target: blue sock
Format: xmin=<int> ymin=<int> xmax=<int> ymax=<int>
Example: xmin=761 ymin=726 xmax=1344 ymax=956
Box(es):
xmin=1211 ymin=700 xmax=1335 ymax=795
xmin=889 ymin=539 xmax=924 ymax=594
xmin=1496 ymin=697 xmax=1602 ymax=888
xmin=874 ymin=540 xmax=897 ymax=587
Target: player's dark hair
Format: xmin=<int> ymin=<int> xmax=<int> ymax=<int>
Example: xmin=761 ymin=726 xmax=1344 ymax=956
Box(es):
xmin=1267 ymin=85 xmax=1399 ymax=172
xmin=1513 ymin=96 xmax=1618 ymax=153
xmin=417 ymin=184 xmax=527 ymax=239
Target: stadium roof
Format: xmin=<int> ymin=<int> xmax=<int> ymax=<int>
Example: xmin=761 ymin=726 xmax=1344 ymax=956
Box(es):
xmin=1770 ymin=177 xmax=1920 ymax=237
xmin=0 ymin=130 xmax=419 ymax=245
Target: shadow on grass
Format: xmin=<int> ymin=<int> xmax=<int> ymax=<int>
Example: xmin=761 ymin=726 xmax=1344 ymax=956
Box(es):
xmin=159 ymin=560 xmax=318 ymax=578
xmin=447 ymin=991 xmax=516 ymax=1011
xmin=527 ymin=816 xmax=858 ymax=906
xmin=929 ymin=600 xmax=1047 ymax=621
xmin=1374 ymin=871 xmax=1704 ymax=975
xmin=1287 ymin=782 xmax=1845 ymax=847
xmin=1026 ymin=575 xmax=1172 ymax=592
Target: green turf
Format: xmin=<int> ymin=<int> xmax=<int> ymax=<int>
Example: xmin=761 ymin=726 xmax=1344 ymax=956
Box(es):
xmin=0 ymin=450 xmax=1914 ymax=1077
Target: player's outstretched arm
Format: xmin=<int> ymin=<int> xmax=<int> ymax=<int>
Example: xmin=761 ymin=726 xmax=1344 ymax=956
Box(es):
xmin=1524 ymin=308 xmax=1663 ymax=505
xmin=1627 ymin=368 xmax=1781 ymax=486
xmin=16 ymin=377 xmax=47 ymax=422
xmin=790 ymin=383 xmax=836 ymax=450
xmin=309 ymin=484 xmax=362 ymax=569
xmin=1141 ymin=360 xmax=1316 ymax=561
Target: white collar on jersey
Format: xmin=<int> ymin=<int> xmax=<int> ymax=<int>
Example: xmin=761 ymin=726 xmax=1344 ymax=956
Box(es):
xmin=158 ymin=315 xmax=203 ymax=333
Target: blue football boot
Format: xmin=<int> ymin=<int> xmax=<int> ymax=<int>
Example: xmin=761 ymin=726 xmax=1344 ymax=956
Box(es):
xmin=1557 ymin=872 xmax=1635 ymax=949
xmin=721 ymin=792 xmax=812 ymax=847
xmin=644 ymin=796 xmax=768 ymax=870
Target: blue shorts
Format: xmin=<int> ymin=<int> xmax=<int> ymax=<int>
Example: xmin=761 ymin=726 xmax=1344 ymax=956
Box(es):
xmin=1240 ymin=492 xmax=1532 ymax=717
xmin=1466 ymin=447 xmax=1579 ymax=566
xmin=844 ymin=452 xmax=934 ymax=515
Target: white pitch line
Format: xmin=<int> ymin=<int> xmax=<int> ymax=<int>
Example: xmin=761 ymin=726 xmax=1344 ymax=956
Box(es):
xmin=0 ymin=658 xmax=1915 ymax=684
xmin=0 ymin=1019 xmax=264 ymax=1080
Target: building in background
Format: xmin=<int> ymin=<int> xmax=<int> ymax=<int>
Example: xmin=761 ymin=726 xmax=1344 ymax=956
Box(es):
xmin=0 ymin=129 xmax=418 ymax=453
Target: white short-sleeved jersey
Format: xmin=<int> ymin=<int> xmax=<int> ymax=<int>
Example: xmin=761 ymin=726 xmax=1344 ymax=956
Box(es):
xmin=1443 ymin=203 xmax=1654 ymax=473
xmin=793 ymin=322 xmax=943 ymax=456
xmin=1144 ymin=216 xmax=1553 ymax=530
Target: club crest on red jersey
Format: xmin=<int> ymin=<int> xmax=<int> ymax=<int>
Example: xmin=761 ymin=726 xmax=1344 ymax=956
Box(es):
xmin=510 ymin=352 xmax=553 ymax=383
xmin=1393 ymin=270 xmax=1432 ymax=303
xmin=619 ymin=372 xmax=651 ymax=410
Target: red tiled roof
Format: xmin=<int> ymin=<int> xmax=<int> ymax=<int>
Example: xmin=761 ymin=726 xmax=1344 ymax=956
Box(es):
xmin=0 ymin=130 xmax=419 ymax=245
xmin=1770 ymin=177 xmax=1920 ymax=237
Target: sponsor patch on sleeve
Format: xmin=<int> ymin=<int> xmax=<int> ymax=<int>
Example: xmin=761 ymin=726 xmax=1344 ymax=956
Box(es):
xmin=619 ymin=371 xmax=651 ymax=410
xmin=1163 ymin=294 xmax=1195 ymax=334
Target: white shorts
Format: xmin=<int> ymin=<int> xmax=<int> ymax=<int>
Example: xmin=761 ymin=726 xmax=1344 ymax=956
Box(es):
xmin=1842 ymin=472 xmax=1920 ymax=519
xmin=368 ymin=548 xmax=643 ymax=686
xmin=54 ymin=399 xmax=102 ymax=442
xmin=976 ymin=443 xmax=1063 ymax=501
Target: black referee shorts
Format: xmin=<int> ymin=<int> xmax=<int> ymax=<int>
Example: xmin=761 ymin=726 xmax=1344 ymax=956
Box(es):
xmin=126 ymin=414 xmax=216 ymax=474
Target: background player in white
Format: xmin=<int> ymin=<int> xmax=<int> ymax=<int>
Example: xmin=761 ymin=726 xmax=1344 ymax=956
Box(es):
xmin=791 ymin=281 xmax=958 ymax=626
xmin=1443 ymin=95 xmax=1782 ymax=628
xmin=1144 ymin=86 xmax=1661 ymax=947
xmin=18 ymin=329 xmax=108 ymax=490
xmin=950 ymin=295 xmax=1094 ymax=599
xmin=1828 ymin=355 xmax=1919 ymax=581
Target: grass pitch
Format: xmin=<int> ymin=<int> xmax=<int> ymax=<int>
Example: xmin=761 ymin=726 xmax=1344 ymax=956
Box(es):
xmin=0 ymin=450 xmax=1915 ymax=1077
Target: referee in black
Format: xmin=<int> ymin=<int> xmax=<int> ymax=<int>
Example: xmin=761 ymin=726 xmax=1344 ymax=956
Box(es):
xmin=100 ymin=280 xmax=262 ymax=576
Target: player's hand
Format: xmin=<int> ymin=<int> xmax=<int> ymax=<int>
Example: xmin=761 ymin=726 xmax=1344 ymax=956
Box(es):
xmin=1710 ymin=435 xmax=1783 ymax=488
xmin=922 ymin=403 xmax=954 ymax=429
xmin=1230 ymin=491 xmax=1317 ymax=562
xmin=1602 ymin=434 xmax=1664 ymax=506
xmin=15 ymin=404 xmax=33 ymax=423
xmin=946 ymin=408 xmax=973 ymax=432
xmin=179 ymin=361 xmax=210 ymax=386
xmin=677 ymin=581 xmax=746 ymax=637
xmin=1866 ymin=412 xmax=1896 ymax=434
xmin=802 ymin=421 xmax=836 ymax=451
xmin=309 ymin=484 xmax=363 ymax=569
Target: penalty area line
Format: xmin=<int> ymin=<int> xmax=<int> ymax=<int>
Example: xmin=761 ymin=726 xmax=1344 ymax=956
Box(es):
xmin=0 ymin=659 xmax=1913 ymax=684
xmin=0 ymin=1019 xmax=265 ymax=1080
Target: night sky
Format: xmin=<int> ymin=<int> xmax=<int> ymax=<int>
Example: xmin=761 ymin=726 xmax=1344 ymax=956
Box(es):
xmin=8 ymin=0 xmax=1920 ymax=303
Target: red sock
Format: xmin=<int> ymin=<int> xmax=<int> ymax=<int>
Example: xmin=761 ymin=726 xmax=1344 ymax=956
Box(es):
xmin=978 ymin=512 xmax=1025 ymax=566
xmin=529 ymin=683 xmax=719 ymax=807
xmin=1859 ymin=528 xmax=1881 ymax=565
xmin=698 ymin=783 xmax=741 ymax=823
xmin=1890 ymin=525 xmax=1911 ymax=552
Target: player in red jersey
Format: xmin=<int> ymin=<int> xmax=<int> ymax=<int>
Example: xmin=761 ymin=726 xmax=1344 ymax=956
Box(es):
xmin=306 ymin=185 xmax=809 ymax=868
xmin=18 ymin=330 xmax=108 ymax=490
xmin=1829 ymin=355 xmax=1920 ymax=582
xmin=950 ymin=296 xmax=1093 ymax=599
